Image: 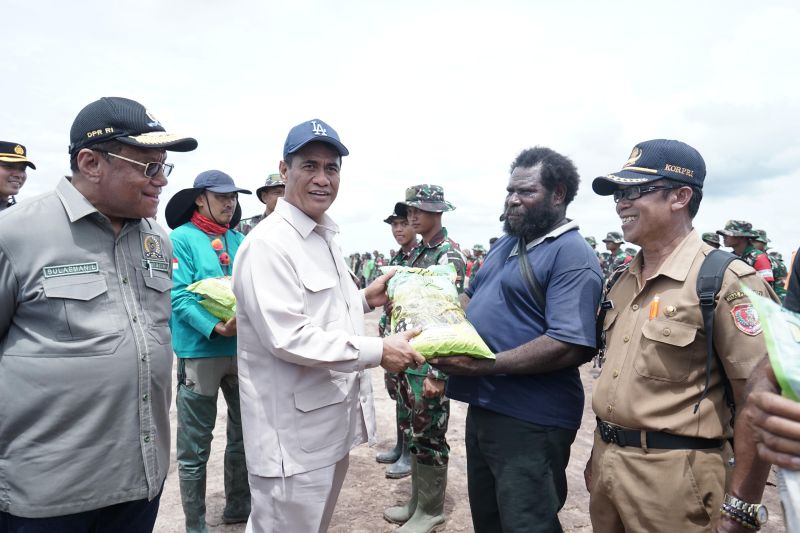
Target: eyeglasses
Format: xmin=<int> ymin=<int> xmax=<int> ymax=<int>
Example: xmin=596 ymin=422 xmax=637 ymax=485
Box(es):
xmin=613 ymin=185 xmax=679 ymax=203
xmin=100 ymin=151 xmax=174 ymax=178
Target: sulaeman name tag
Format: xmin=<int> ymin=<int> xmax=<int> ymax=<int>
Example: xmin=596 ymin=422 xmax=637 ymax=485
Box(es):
xmin=42 ymin=262 xmax=100 ymax=278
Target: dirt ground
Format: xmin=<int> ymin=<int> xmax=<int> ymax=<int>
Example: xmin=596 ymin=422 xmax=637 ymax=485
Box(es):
xmin=154 ymin=310 xmax=786 ymax=532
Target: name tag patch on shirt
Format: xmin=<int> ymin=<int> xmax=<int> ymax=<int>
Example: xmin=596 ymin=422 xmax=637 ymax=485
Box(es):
xmin=141 ymin=232 xmax=165 ymax=261
xmin=731 ymin=303 xmax=762 ymax=336
xmin=42 ymin=262 xmax=100 ymax=278
xmin=142 ymin=259 xmax=170 ymax=273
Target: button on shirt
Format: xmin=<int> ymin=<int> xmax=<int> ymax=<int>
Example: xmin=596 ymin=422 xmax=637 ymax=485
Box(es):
xmin=0 ymin=178 xmax=173 ymax=518
xmin=232 ymin=199 xmax=383 ymax=478
xmin=592 ymin=230 xmax=774 ymax=440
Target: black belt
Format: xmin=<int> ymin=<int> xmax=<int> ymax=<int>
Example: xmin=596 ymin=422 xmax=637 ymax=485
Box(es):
xmin=596 ymin=418 xmax=723 ymax=450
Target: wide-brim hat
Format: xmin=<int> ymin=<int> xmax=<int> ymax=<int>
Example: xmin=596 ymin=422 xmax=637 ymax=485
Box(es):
xmin=0 ymin=141 xmax=36 ymax=169
xmin=255 ymin=173 xmax=286 ymax=202
xmin=165 ymin=170 xmax=251 ymax=229
xmin=69 ymin=97 xmax=197 ymax=154
xmin=397 ymin=184 xmax=455 ymax=213
xmin=593 ymin=139 xmax=706 ymax=196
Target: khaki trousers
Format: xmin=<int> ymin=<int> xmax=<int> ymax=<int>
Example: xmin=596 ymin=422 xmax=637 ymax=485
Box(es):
xmin=245 ymin=455 xmax=349 ymax=533
xmin=589 ymin=430 xmax=732 ymax=532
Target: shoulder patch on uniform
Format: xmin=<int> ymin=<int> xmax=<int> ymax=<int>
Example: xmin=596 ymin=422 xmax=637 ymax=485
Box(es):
xmin=731 ymin=303 xmax=762 ymax=336
xmin=724 ymin=290 xmax=745 ymax=303
xmin=728 ymin=260 xmax=754 ymax=276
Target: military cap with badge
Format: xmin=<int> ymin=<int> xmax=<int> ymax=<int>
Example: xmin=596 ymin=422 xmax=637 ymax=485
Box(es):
xmin=0 ymin=141 xmax=36 ymax=169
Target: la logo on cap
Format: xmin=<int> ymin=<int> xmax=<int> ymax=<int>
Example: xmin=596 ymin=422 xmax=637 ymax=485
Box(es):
xmin=311 ymin=120 xmax=327 ymax=137
xmin=14 ymin=145 xmax=24 ymax=155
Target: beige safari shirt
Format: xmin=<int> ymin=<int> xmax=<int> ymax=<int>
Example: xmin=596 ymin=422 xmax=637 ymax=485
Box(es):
xmin=592 ymin=230 xmax=774 ymax=440
xmin=0 ymin=178 xmax=173 ymax=518
xmin=232 ymin=199 xmax=383 ymax=478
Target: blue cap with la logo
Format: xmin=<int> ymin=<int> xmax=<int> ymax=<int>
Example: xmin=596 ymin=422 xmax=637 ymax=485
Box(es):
xmin=283 ymin=118 xmax=349 ymax=158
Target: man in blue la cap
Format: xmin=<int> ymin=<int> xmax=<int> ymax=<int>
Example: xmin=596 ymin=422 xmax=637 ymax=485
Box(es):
xmin=165 ymin=171 xmax=252 ymax=533
xmin=586 ymin=139 xmax=776 ymax=533
xmin=232 ymin=119 xmax=425 ymax=533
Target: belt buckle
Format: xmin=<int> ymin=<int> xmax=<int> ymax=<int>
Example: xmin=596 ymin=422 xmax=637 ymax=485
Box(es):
xmin=600 ymin=421 xmax=626 ymax=447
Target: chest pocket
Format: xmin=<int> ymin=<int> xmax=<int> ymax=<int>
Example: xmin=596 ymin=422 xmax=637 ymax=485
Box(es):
xmin=137 ymin=268 xmax=173 ymax=330
xmin=43 ymin=273 xmax=121 ymax=345
xmin=299 ymin=268 xmax=343 ymax=327
xmin=634 ymin=318 xmax=699 ymax=382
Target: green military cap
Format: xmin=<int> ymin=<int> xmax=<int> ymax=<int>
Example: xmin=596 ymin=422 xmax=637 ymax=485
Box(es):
xmin=585 ymin=236 xmax=597 ymax=247
xmin=716 ymin=220 xmax=755 ymax=237
xmin=754 ymin=229 xmax=770 ymax=244
xmin=397 ymin=184 xmax=455 ymax=214
xmin=768 ymin=251 xmax=783 ymax=260
xmin=701 ymin=232 xmax=721 ymax=245
xmin=473 ymin=244 xmax=486 ymax=252
xmin=602 ymin=231 xmax=624 ymax=244
xmin=255 ymin=173 xmax=286 ymax=201
xmin=624 ymin=247 xmax=637 ymax=256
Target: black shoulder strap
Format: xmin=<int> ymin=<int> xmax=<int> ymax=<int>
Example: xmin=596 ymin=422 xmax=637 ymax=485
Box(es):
xmin=517 ymin=237 xmax=546 ymax=313
xmin=695 ymin=249 xmax=740 ymax=418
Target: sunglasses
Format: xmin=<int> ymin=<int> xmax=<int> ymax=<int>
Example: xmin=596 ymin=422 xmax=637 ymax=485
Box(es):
xmin=99 ymin=151 xmax=174 ymax=178
xmin=613 ymin=185 xmax=680 ymax=203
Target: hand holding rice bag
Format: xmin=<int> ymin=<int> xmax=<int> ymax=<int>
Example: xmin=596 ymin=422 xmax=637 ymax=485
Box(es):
xmin=383 ymin=264 xmax=493 ymax=359
xmin=187 ymin=276 xmax=236 ymax=322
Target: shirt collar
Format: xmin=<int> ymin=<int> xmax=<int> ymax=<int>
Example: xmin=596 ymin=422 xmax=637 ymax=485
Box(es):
xmin=421 ymin=227 xmax=448 ymax=249
xmin=627 ymin=229 xmax=701 ymax=282
xmin=274 ymin=197 xmax=339 ymax=241
xmin=56 ymin=177 xmax=103 ymax=223
xmin=508 ymin=219 xmax=580 ymax=258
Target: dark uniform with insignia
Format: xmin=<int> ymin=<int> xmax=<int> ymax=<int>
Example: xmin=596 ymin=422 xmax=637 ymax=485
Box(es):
xmin=0 ymin=141 xmax=35 ymax=211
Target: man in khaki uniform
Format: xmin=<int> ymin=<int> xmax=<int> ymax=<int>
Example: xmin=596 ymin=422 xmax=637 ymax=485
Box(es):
xmin=586 ymin=139 xmax=776 ymax=532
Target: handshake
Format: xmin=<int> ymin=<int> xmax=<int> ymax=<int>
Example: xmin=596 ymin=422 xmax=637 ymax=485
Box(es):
xmin=381 ymin=328 xmax=425 ymax=373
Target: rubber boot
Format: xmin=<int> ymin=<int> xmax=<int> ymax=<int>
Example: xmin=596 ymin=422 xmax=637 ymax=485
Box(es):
xmin=377 ymin=424 xmax=404 ymax=464
xmin=221 ymin=380 xmax=251 ymax=524
xmin=396 ymin=462 xmax=447 ymax=533
xmin=179 ymin=475 xmax=209 ymax=533
xmin=176 ymin=384 xmax=217 ymax=533
xmin=386 ymin=437 xmax=412 ymax=479
xmin=384 ymin=456 xmax=418 ymax=524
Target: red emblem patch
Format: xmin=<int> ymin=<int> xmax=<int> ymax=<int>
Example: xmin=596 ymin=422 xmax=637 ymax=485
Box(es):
xmin=731 ymin=304 xmax=762 ymax=336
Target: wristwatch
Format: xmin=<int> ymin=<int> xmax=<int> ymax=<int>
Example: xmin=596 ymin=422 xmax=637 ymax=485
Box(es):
xmin=723 ymin=494 xmax=768 ymax=528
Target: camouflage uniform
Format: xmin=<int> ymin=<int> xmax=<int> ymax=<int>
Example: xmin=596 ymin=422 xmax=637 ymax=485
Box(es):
xmin=769 ymin=251 xmax=788 ymax=302
xmin=602 ymin=231 xmax=629 ymax=278
xmin=717 ymin=220 xmax=776 ymax=287
xmin=393 ymin=184 xmax=467 ymax=467
xmin=470 ymin=244 xmax=486 ymax=277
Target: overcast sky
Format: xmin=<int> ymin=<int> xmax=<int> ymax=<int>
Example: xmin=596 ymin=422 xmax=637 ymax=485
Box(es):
xmin=5 ymin=0 xmax=799 ymax=258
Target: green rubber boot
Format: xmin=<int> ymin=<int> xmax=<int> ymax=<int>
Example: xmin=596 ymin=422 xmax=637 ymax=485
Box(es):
xmin=179 ymin=475 xmax=209 ymax=533
xmin=385 ymin=436 xmax=412 ymax=479
xmin=377 ymin=424 xmax=404 ymax=464
xmin=383 ymin=456 xmax=418 ymax=524
xmin=221 ymin=382 xmax=251 ymax=524
xmin=396 ymin=462 xmax=447 ymax=533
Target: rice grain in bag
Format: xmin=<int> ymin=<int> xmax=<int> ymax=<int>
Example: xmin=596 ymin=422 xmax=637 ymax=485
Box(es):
xmin=383 ymin=264 xmax=493 ymax=359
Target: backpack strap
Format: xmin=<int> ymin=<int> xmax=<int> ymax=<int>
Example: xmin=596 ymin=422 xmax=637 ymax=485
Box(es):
xmin=517 ymin=237 xmax=546 ymax=314
xmin=695 ymin=249 xmax=741 ymax=419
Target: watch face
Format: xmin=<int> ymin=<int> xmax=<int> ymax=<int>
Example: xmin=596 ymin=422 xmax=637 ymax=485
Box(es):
xmin=756 ymin=505 xmax=769 ymax=525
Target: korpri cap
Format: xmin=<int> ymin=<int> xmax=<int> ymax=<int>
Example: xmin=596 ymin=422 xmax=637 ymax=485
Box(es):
xmin=716 ymin=220 xmax=755 ymax=238
xmin=255 ymin=173 xmax=286 ymax=201
xmin=602 ymin=231 xmax=624 ymax=244
xmin=397 ymin=184 xmax=455 ymax=213
xmin=0 ymin=141 xmax=36 ymax=169
xmin=283 ymin=119 xmax=349 ymax=158
xmin=69 ymin=97 xmax=198 ymax=154
xmin=165 ymin=170 xmax=251 ymax=230
xmin=592 ymin=139 xmax=706 ymax=196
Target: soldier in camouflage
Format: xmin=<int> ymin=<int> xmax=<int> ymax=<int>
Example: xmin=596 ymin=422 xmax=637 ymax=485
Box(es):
xmin=701 ymin=232 xmax=721 ymax=249
xmin=753 ymin=229 xmax=787 ymax=301
xmin=383 ymin=184 xmax=466 ymax=532
xmin=471 ymin=244 xmax=486 ymax=277
xmin=602 ymin=231 xmax=629 ymax=278
xmin=376 ymin=209 xmax=419 ymax=478
xmin=717 ymin=220 xmax=775 ymax=286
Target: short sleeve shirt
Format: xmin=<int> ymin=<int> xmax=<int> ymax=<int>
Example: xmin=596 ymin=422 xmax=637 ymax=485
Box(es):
xmin=592 ymin=230 xmax=775 ymax=440
xmin=447 ymin=223 xmax=603 ymax=430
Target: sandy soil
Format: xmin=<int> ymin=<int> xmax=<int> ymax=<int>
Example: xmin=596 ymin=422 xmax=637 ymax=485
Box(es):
xmin=154 ymin=310 xmax=786 ymax=532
